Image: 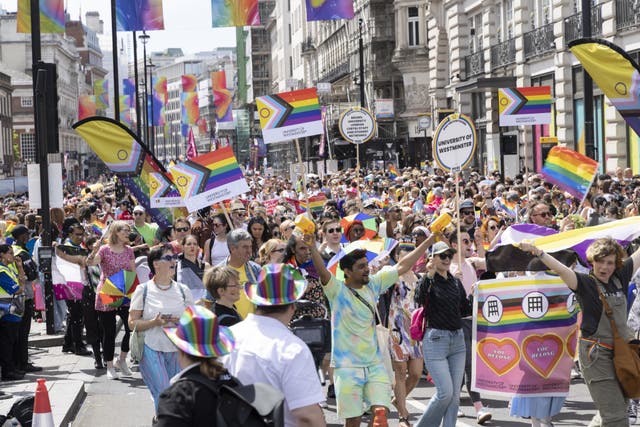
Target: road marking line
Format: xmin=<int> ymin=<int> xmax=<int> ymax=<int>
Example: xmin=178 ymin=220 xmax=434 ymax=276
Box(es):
xmin=406 ymin=399 xmax=476 ymax=427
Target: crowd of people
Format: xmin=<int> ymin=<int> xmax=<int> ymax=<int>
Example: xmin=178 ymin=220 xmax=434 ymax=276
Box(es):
xmin=1 ymin=163 xmax=640 ymax=426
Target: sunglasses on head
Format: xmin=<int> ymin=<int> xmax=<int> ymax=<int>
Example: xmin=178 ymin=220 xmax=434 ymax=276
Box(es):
xmin=160 ymin=254 xmax=178 ymax=262
xmin=327 ymin=227 xmax=341 ymax=234
xmin=175 ymin=227 xmax=189 ymax=233
xmin=437 ymin=253 xmax=453 ymax=260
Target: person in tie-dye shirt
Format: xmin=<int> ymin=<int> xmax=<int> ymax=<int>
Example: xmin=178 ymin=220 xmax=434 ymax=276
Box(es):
xmin=303 ymin=232 xmax=439 ymax=427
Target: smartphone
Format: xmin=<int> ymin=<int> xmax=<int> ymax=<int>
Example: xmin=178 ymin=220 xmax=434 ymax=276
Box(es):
xmin=160 ymin=314 xmax=173 ymax=320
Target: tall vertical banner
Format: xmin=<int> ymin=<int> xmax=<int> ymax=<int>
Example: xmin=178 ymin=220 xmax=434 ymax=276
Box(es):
xmin=256 ymin=88 xmax=323 ymax=144
xmin=168 ymin=146 xmax=250 ymax=212
xmin=210 ymin=0 xmax=260 ymax=27
xmin=119 ymin=95 xmax=132 ymax=126
xmin=115 ymin=0 xmax=165 ymax=31
xmin=305 ymin=0 xmax=354 ymax=21
xmin=472 ymin=275 xmax=578 ymax=397
xmin=150 ymin=77 xmax=165 ymax=126
xmin=181 ymin=75 xmax=199 ymax=136
xmin=17 ymin=0 xmax=65 ymax=33
xmin=78 ymin=95 xmax=97 ymax=121
xmin=94 ymin=79 xmax=109 ymax=110
xmin=212 ymin=71 xmax=233 ymax=123
xmin=123 ymin=79 xmax=136 ymax=107
xmin=498 ymin=86 xmax=552 ymax=126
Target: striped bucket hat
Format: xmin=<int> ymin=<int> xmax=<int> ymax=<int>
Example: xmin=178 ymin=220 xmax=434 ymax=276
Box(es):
xmin=245 ymin=263 xmax=308 ymax=306
xmin=163 ymin=305 xmax=234 ymax=358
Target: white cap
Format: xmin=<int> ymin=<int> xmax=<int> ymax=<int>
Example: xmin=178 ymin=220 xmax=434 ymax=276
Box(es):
xmin=133 ymin=205 xmax=145 ymax=213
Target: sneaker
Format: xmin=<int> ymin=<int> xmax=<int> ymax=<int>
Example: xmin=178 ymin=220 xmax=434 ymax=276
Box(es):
xmin=327 ymin=384 xmax=335 ymax=399
xmin=115 ymin=358 xmax=132 ymax=377
xmin=629 ymin=400 xmax=638 ymax=425
xmin=106 ymin=367 xmax=119 ymax=380
xmin=477 ymin=409 xmax=492 ymax=425
xmin=457 ymin=409 xmax=464 ymax=417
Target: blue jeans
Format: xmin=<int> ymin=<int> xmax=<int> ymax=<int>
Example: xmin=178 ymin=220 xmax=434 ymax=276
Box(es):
xmin=415 ymin=328 xmax=465 ymax=427
xmin=139 ymin=344 xmax=180 ymax=410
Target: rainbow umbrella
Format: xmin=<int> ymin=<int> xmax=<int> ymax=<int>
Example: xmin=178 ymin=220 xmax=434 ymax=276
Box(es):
xmin=328 ymin=237 xmax=398 ymax=281
xmin=99 ymin=270 xmax=140 ymax=307
xmin=340 ymin=213 xmax=378 ymax=243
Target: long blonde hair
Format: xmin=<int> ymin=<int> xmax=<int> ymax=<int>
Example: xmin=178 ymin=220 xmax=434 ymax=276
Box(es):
xmin=258 ymin=238 xmax=282 ymax=265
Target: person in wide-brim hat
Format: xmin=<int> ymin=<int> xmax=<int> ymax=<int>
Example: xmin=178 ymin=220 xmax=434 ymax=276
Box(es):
xmin=244 ymin=263 xmax=308 ymax=306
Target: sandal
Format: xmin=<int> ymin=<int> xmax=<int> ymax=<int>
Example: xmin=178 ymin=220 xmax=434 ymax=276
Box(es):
xmin=399 ymin=416 xmax=411 ymax=427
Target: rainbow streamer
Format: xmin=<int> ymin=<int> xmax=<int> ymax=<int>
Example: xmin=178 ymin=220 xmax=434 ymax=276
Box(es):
xmin=212 ymin=71 xmax=233 ymax=122
xmin=181 ymin=92 xmax=200 ymax=126
xmin=17 ymin=0 xmax=65 ymax=33
xmin=305 ymin=0 xmax=354 ymax=21
xmin=541 ymin=146 xmax=598 ymax=200
xmin=115 ymin=0 xmax=164 ymax=31
xmin=211 ymin=0 xmax=260 ymax=28
xmin=78 ymin=95 xmax=97 ymax=121
xmin=181 ymin=75 xmax=198 ymax=93
xmin=169 ymin=146 xmax=250 ymax=212
xmin=94 ymin=79 xmax=109 ymax=110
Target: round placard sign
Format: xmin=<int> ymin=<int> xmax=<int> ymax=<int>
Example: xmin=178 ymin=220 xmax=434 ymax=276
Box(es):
xmin=432 ymin=113 xmax=477 ymax=172
xmin=339 ymin=107 xmax=376 ymax=144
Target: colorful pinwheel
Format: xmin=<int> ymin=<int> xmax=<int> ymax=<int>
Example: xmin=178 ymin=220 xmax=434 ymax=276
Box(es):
xmin=328 ymin=238 xmax=398 ymax=281
xmin=99 ymin=270 xmax=140 ymax=308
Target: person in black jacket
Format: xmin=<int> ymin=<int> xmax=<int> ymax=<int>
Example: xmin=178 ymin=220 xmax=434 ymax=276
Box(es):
xmin=156 ymin=305 xmax=236 ymax=427
xmin=414 ymin=241 xmax=472 ymax=427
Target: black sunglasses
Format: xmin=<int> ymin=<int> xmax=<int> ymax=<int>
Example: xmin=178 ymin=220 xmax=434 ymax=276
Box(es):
xmin=437 ymin=253 xmax=454 ymax=260
xmin=326 ymin=227 xmax=341 ymax=234
xmin=461 ymin=210 xmax=475 ymax=216
xmin=160 ymin=254 xmax=178 ymax=262
xmin=175 ymin=227 xmax=189 ymax=233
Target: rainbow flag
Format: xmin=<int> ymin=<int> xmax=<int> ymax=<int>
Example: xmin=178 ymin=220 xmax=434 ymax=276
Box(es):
xmin=119 ymin=96 xmax=132 ymax=126
xmin=90 ymin=220 xmax=106 ymax=236
xmin=17 ymin=0 xmax=65 ymax=33
xmin=115 ymin=0 xmax=164 ymax=31
xmin=211 ymin=0 xmax=260 ymax=28
xmin=212 ymin=71 xmax=233 ymax=123
xmin=94 ymin=79 xmax=109 ymax=110
xmin=496 ymin=197 xmax=517 ymax=217
xmin=181 ymin=92 xmax=199 ymax=126
xmin=181 ymin=75 xmax=198 ymax=93
xmin=78 ymin=95 xmax=96 ymax=121
xmin=300 ymin=194 xmax=327 ymax=214
xmin=388 ymin=165 xmax=399 ymax=179
xmin=541 ymin=146 xmax=597 ymax=200
xmin=256 ymin=88 xmax=323 ymax=144
xmin=168 ymin=146 xmax=250 ymax=212
xmin=498 ymin=86 xmax=552 ymax=126
xmin=305 ymin=0 xmax=354 ymax=21
xmin=122 ymin=79 xmax=136 ymax=107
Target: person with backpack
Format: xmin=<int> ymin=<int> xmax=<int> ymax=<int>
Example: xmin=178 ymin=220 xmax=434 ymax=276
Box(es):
xmin=221 ymin=263 xmax=326 ymax=427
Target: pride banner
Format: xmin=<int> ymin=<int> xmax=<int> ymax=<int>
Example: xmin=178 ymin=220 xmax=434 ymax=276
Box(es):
xmin=17 ymin=0 xmax=65 ymax=33
xmin=472 ymin=275 xmax=578 ymax=397
xmin=94 ymin=79 xmax=109 ymax=110
xmin=168 ymin=146 xmax=250 ymax=212
xmin=78 ymin=95 xmax=96 ymax=121
xmin=212 ymin=71 xmax=233 ymax=123
xmin=498 ymin=86 xmax=552 ymax=126
xmin=256 ymin=88 xmax=323 ymax=144
xmin=305 ymin=0 xmax=354 ymax=21
xmin=211 ymin=0 xmax=260 ymax=27
xmin=116 ymin=0 xmax=164 ymax=31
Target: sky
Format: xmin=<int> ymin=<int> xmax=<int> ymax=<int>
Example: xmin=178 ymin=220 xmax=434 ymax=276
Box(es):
xmin=0 ymin=0 xmax=236 ymax=54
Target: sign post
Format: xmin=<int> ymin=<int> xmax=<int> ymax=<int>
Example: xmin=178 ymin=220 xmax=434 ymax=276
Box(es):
xmin=339 ymin=107 xmax=376 ymax=202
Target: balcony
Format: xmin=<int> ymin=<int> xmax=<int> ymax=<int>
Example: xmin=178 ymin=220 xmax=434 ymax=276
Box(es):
xmin=564 ymin=5 xmax=603 ymax=44
xmin=523 ymin=23 xmax=555 ymax=59
xmin=301 ymin=37 xmax=316 ymax=55
xmin=320 ymin=61 xmax=350 ymax=83
xmin=616 ymin=0 xmax=640 ymax=31
xmin=463 ymin=51 xmax=485 ymax=78
xmin=490 ymin=38 xmax=516 ymax=69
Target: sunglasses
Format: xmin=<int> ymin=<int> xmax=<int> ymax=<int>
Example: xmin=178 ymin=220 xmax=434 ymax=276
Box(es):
xmin=175 ymin=227 xmax=189 ymax=233
xmin=391 ymin=209 xmax=402 ymax=213
xmin=437 ymin=253 xmax=454 ymax=260
xmin=461 ymin=210 xmax=475 ymax=216
xmin=534 ymin=212 xmax=551 ymax=218
xmin=133 ymin=212 xmax=144 ymax=216
xmin=286 ymin=226 xmax=295 ymax=231
xmin=326 ymin=227 xmax=341 ymax=234
xmin=412 ymin=232 xmax=425 ymax=237
xmin=488 ymin=225 xmax=498 ymax=230
xmin=160 ymin=254 xmax=178 ymax=262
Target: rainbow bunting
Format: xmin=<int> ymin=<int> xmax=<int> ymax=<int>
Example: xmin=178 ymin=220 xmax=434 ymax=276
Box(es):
xmin=115 ymin=0 xmax=164 ymax=31
xmin=256 ymin=88 xmax=323 ymax=144
xmin=94 ymin=79 xmax=109 ymax=110
xmin=541 ymin=146 xmax=598 ymax=200
xmin=388 ymin=165 xmax=399 ymax=179
xmin=305 ymin=0 xmax=354 ymax=21
xmin=169 ymin=146 xmax=250 ymax=212
xmin=17 ymin=0 xmax=65 ymax=33
xmin=211 ymin=0 xmax=260 ymax=28
xmin=498 ymin=86 xmax=552 ymax=126
xmin=78 ymin=95 xmax=97 ymax=121
xmin=212 ymin=71 xmax=233 ymax=122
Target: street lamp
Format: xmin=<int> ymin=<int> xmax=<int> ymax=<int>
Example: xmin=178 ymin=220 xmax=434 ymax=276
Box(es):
xmin=138 ymin=31 xmax=150 ymax=149
xmin=147 ymin=59 xmax=157 ymax=155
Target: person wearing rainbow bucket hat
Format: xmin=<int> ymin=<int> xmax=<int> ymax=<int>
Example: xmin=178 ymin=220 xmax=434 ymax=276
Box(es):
xmin=221 ymin=263 xmax=327 ymax=427
xmin=156 ymin=304 xmax=236 ymax=426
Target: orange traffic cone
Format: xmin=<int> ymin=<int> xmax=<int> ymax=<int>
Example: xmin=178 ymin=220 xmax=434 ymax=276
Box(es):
xmin=32 ymin=378 xmax=54 ymax=427
xmin=372 ymin=407 xmax=388 ymax=427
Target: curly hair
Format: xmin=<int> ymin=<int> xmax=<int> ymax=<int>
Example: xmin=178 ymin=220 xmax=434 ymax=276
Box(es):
xmin=585 ymin=237 xmax=626 ymax=269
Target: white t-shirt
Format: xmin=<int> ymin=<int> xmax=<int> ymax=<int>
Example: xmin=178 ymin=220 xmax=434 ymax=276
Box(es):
xmin=221 ymin=314 xmax=324 ymax=427
xmin=130 ymin=280 xmax=194 ymax=352
xmin=210 ymin=237 xmax=230 ymax=267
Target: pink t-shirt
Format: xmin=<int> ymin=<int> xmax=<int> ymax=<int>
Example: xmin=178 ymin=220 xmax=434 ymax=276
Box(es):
xmin=95 ymin=245 xmax=135 ymax=312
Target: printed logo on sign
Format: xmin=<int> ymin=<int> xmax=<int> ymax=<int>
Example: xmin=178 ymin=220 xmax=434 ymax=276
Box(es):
xmin=432 ymin=114 xmax=477 ymax=172
xmin=339 ymin=108 xmax=376 ymax=144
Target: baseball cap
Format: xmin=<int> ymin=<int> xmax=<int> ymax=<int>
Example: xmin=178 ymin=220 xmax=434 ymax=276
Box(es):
xmin=430 ymin=241 xmax=456 ymax=256
xmin=133 ymin=205 xmax=145 ymax=213
xmin=459 ymin=199 xmax=474 ymax=209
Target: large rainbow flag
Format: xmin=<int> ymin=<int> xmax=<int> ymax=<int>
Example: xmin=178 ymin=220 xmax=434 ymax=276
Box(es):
xmin=78 ymin=96 xmax=97 ymax=121
xmin=305 ymin=0 xmax=354 ymax=21
xmin=17 ymin=0 xmax=65 ymax=33
xmin=168 ymin=146 xmax=250 ymax=212
xmin=472 ymin=275 xmax=578 ymax=397
xmin=115 ymin=0 xmax=164 ymax=31
xmin=498 ymin=86 xmax=552 ymax=126
xmin=256 ymin=88 xmax=323 ymax=144
xmin=212 ymin=71 xmax=233 ymax=123
xmin=211 ymin=0 xmax=260 ymax=28
xmin=541 ymin=146 xmax=597 ymax=200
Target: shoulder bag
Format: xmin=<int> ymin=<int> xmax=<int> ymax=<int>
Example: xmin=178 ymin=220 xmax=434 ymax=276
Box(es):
xmin=597 ymin=286 xmax=640 ymax=399
xmin=130 ymin=284 xmax=148 ymax=363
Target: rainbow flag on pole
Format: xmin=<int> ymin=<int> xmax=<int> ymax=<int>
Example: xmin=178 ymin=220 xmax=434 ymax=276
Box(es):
xmin=169 ymin=146 xmax=250 ymax=212
xmin=388 ymin=165 xmax=399 ymax=179
xmin=498 ymin=86 xmax=552 ymax=126
xmin=541 ymin=146 xmax=598 ymax=200
xmin=300 ymin=194 xmax=327 ymax=214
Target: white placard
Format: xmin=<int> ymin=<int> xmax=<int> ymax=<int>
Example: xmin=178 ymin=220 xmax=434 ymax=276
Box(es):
xmin=432 ymin=114 xmax=477 ymax=172
xmin=338 ymin=107 xmax=376 ymax=144
xmin=27 ymin=163 xmax=64 ymax=208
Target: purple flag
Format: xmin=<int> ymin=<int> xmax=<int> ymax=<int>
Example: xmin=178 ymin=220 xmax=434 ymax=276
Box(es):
xmin=305 ymin=0 xmax=354 ymax=21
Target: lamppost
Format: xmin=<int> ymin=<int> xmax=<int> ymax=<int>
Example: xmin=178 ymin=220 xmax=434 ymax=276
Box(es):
xmin=147 ymin=59 xmax=156 ymax=155
xmin=138 ymin=31 xmax=150 ymax=148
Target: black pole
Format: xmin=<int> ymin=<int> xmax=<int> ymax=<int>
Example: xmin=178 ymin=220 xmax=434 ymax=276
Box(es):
xmin=133 ymin=31 xmax=141 ymax=138
xmin=110 ymin=0 xmax=120 ymax=120
xmin=582 ymin=0 xmax=595 ymax=160
xmin=141 ymin=34 xmax=149 ymax=147
xmin=148 ymin=61 xmax=155 ymax=154
xmin=358 ymin=18 xmax=365 ymax=109
xmin=30 ymin=0 xmax=54 ymax=335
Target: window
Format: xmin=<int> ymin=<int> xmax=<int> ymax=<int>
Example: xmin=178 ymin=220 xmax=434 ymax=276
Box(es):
xmin=470 ymin=13 xmax=483 ymax=53
xmin=497 ymin=0 xmax=514 ymax=42
xmin=532 ymin=0 xmax=552 ymax=27
xmin=408 ymin=7 xmax=420 ymax=47
xmin=21 ymin=97 xmax=33 ymax=108
xmin=20 ymin=133 xmax=36 ymax=163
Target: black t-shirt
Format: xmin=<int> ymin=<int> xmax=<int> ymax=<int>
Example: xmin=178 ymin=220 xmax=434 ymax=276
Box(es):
xmin=214 ymin=303 xmax=242 ymax=327
xmin=418 ymin=272 xmax=472 ymax=331
xmin=574 ymin=257 xmax=634 ymax=337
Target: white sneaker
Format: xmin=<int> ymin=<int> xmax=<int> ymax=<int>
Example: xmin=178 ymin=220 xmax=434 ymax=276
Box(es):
xmin=477 ymin=409 xmax=492 ymax=425
xmin=457 ymin=409 xmax=464 ymax=417
xmin=115 ymin=358 xmax=132 ymax=377
xmin=107 ymin=367 xmax=119 ymax=380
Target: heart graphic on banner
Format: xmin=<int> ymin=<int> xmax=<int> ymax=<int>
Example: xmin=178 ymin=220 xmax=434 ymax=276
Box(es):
xmin=522 ymin=334 xmax=564 ymax=378
xmin=566 ymin=327 xmax=578 ymax=359
xmin=477 ymin=337 xmax=521 ymax=376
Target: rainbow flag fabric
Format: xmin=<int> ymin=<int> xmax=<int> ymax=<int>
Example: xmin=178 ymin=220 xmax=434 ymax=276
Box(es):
xmin=498 ymin=86 xmax=552 ymax=126
xmin=94 ymin=79 xmax=109 ymax=110
xmin=541 ymin=146 xmax=598 ymax=200
xmin=78 ymin=96 xmax=96 ymax=121
xmin=17 ymin=0 xmax=65 ymax=33
xmin=212 ymin=71 xmax=233 ymax=123
xmin=300 ymin=194 xmax=327 ymax=214
xmin=305 ymin=0 xmax=354 ymax=21
xmin=116 ymin=0 xmax=164 ymax=31
xmin=256 ymin=88 xmax=323 ymax=144
xmin=168 ymin=146 xmax=250 ymax=212
xmin=388 ymin=165 xmax=399 ymax=179
xmin=211 ymin=0 xmax=260 ymax=28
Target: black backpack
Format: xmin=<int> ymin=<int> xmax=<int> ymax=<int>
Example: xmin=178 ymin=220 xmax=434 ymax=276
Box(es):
xmin=182 ymin=373 xmax=285 ymax=427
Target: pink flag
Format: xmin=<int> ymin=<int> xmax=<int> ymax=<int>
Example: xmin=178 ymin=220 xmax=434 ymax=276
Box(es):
xmin=186 ymin=128 xmax=198 ymax=160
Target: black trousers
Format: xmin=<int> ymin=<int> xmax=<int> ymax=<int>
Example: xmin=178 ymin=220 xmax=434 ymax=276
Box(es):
xmin=97 ymin=307 xmax=130 ymax=362
xmin=14 ymin=299 xmax=33 ymax=369
xmin=81 ymin=287 xmax=102 ymax=350
xmin=63 ymin=299 xmax=84 ymax=348
xmin=462 ymin=318 xmax=480 ymax=403
xmin=0 ymin=320 xmax=19 ymax=375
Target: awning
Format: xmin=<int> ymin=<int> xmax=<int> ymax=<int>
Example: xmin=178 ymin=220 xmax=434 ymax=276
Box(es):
xmin=455 ymin=76 xmax=517 ymax=93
